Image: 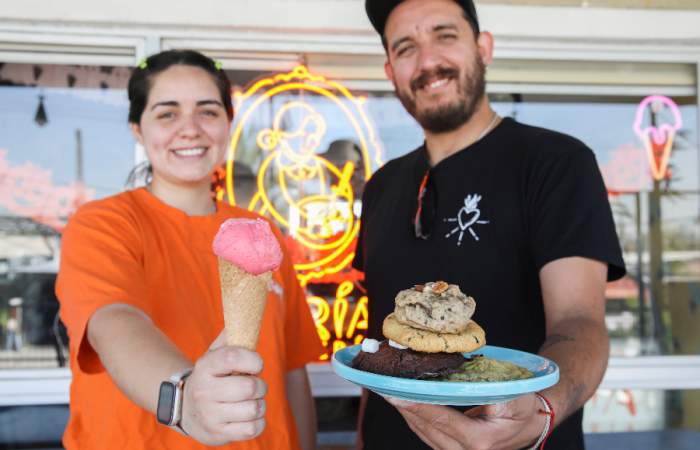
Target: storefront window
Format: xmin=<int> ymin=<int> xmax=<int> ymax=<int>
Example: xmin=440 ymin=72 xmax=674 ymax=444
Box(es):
xmin=3 ymin=60 xmax=698 ymax=369
xmin=0 ymin=62 xmax=133 ymax=369
xmin=221 ymin=67 xmax=382 ymax=360
xmin=490 ymin=94 xmax=699 ymax=360
xmin=221 ymin=63 xmax=700 ymax=367
xmin=584 ymin=389 xmax=700 ymax=436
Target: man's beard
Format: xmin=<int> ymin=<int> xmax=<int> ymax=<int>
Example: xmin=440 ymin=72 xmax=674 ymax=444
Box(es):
xmin=396 ymin=56 xmax=486 ymax=133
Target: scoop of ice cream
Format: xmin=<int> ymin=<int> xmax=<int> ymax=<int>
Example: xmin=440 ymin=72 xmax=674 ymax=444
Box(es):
xmin=212 ymin=218 xmax=283 ymax=275
xmin=394 ymin=281 xmax=476 ymax=334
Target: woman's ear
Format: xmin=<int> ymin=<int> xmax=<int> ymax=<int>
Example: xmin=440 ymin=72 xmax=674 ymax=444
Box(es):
xmin=130 ymin=122 xmax=144 ymax=145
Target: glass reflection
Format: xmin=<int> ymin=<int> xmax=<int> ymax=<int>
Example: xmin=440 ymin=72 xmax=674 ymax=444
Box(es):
xmin=0 ymin=62 xmax=133 ymax=369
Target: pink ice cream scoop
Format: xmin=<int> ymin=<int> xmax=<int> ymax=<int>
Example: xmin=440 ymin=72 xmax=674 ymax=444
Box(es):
xmin=212 ymin=218 xmax=283 ymax=275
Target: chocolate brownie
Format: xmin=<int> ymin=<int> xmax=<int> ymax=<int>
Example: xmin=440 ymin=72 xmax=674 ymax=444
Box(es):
xmin=351 ymin=341 xmax=466 ymax=379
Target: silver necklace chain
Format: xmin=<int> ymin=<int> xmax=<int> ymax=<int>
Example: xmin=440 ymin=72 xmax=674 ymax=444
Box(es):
xmin=474 ymin=111 xmax=500 ymax=143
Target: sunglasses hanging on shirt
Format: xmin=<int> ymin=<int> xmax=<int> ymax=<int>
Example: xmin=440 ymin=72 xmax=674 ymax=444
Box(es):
xmin=414 ymin=169 xmax=437 ymax=239
xmin=412 ymin=113 xmax=500 ymax=240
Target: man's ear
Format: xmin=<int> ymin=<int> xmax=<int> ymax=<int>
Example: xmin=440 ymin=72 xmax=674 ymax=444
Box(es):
xmin=384 ymin=59 xmax=395 ymax=84
xmin=130 ymin=122 xmax=144 ymax=146
xmin=476 ymin=31 xmax=494 ymax=66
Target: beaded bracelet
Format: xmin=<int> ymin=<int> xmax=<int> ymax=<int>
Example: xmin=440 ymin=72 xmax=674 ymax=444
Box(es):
xmin=527 ymin=393 xmax=555 ymax=450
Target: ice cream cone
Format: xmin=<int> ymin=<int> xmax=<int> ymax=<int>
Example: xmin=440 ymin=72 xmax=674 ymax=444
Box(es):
xmin=218 ymin=257 xmax=271 ymax=350
xmin=642 ymin=130 xmax=674 ymax=181
xmin=213 ymin=218 xmax=283 ymax=350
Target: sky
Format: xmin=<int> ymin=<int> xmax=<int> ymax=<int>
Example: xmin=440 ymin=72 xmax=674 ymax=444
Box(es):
xmin=0 ymin=86 xmax=134 ymax=201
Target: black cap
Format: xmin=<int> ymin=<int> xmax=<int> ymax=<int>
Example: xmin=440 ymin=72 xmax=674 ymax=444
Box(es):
xmin=365 ymin=0 xmax=480 ymax=37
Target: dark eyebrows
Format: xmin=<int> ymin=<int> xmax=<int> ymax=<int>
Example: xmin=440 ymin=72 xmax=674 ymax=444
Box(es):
xmin=150 ymin=100 xmax=178 ymax=110
xmin=389 ymin=22 xmax=460 ymax=53
xmin=150 ymin=99 xmax=224 ymax=110
xmin=390 ymin=36 xmax=412 ymax=54
xmin=434 ymin=23 xmax=459 ymax=33
xmin=197 ymin=99 xmax=224 ymax=108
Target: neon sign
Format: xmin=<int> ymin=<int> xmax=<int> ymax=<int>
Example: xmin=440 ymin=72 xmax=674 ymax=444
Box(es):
xmin=307 ymin=281 xmax=369 ymax=360
xmin=633 ymin=95 xmax=682 ymax=181
xmin=222 ymin=66 xmax=383 ymax=359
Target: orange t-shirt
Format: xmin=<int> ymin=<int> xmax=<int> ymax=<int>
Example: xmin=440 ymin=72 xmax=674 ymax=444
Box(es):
xmin=56 ymin=188 xmax=324 ymax=450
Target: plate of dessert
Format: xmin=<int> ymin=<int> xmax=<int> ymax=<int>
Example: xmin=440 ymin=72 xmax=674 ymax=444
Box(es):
xmin=331 ymin=281 xmax=559 ymax=405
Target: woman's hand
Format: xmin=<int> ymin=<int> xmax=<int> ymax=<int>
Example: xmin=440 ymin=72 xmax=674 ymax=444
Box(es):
xmin=180 ymin=332 xmax=268 ymax=446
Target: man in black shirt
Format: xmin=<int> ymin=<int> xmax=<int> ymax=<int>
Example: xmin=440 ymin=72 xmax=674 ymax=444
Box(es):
xmin=353 ymin=1 xmax=626 ymax=449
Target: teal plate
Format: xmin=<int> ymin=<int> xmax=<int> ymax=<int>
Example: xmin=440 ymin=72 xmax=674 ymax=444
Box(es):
xmin=332 ymin=344 xmax=559 ymax=405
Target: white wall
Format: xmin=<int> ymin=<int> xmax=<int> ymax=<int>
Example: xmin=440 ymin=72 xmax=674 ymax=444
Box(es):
xmin=0 ymin=0 xmax=370 ymax=32
xmin=1 ymin=1 xmax=700 ymax=41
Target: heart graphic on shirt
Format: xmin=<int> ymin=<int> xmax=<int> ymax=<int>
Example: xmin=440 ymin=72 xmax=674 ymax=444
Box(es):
xmin=445 ymin=194 xmax=490 ymax=246
xmin=458 ymin=208 xmax=480 ymax=230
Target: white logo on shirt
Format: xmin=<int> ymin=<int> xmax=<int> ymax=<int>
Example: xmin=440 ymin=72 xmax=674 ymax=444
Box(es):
xmin=444 ymin=194 xmax=490 ymax=246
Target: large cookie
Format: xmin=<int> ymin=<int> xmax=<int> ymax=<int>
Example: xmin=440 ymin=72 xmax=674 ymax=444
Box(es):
xmin=383 ymin=313 xmax=485 ymax=353
xmin=394 ymin=282 xmax=476 ymax=334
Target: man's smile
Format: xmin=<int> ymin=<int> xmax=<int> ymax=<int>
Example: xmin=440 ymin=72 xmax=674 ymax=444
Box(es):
xmin=411 ymin=67 xmax=459 ymax=95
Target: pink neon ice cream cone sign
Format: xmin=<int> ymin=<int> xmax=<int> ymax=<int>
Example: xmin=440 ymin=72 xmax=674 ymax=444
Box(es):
xmin=633 ymin=95 xmax=682 ymax=181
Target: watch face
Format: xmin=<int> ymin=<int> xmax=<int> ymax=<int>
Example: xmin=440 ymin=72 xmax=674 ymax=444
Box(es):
xmin=157 ymin=381 xmax=176 ymax=425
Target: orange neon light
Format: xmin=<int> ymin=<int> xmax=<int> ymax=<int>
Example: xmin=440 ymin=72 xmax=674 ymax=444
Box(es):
xmin=307 ymin=295 xmax=331 ymax=345
xmin=346 ymin=295 xmax=368 ymax=339
xmin=307 ymin=298 xmax=368 ymax=360
xmin=223 ymin=66 xmax=380 ymax=359
xmin=642 ymin=136 xmax=674 ymax=181
xmin=308 ymin=281 xmax=368 ymax=360
xmin=333 ymin=297 xmax=349 ymax=340
xmin=225 ymin=66 xmax=383 ymax=283
xmin=226 ymin=67 xmax=383 ymax=203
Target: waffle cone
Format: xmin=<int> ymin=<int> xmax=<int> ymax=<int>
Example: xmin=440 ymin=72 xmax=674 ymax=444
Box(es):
xmin=218 ymin=257 xmax=271 ymax=350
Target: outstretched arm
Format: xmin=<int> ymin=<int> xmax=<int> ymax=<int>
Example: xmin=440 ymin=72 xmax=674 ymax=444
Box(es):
xmin=88 ymin=303 xmax=267 ymax=446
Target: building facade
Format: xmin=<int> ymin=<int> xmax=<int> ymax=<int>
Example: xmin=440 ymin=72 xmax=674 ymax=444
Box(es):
xmin=1 ymin=0 xmax=700 ymax=447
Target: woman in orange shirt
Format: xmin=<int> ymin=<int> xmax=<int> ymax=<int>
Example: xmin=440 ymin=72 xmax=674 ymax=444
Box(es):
xmin=56 ymin=50 xmax=323 ymax=450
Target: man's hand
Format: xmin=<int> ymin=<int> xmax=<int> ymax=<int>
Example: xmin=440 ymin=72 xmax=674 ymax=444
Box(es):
xmin=385 ymin=394 xmax=546 ymax=450
xmin=180 ymin=332 xmax=268 ymax=446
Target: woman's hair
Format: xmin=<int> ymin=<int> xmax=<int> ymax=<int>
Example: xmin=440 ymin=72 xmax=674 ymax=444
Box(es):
xmin=127 ymin=49 xmax=234 ymax=124
xmin=125 ymin=50 xmax=233 ymax=188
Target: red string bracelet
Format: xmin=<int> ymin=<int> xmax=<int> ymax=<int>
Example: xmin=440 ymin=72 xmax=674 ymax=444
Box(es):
xmin=527 ymin=392 xmax=555 ymax=450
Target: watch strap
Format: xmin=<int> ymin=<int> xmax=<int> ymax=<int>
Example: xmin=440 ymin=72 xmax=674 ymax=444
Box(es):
xmin=169 ymin=367 xmax=193 ymax=384
xmin=157 ymin=367 xmax=193 ymax=435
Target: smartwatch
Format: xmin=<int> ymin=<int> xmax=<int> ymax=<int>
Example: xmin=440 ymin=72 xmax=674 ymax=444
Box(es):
xmin=156 ymin=368 xmax=193 ymax=435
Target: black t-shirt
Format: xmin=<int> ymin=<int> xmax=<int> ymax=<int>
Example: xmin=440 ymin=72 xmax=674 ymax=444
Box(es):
xmin=353 ymin=117 xmax=626 ymax=450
